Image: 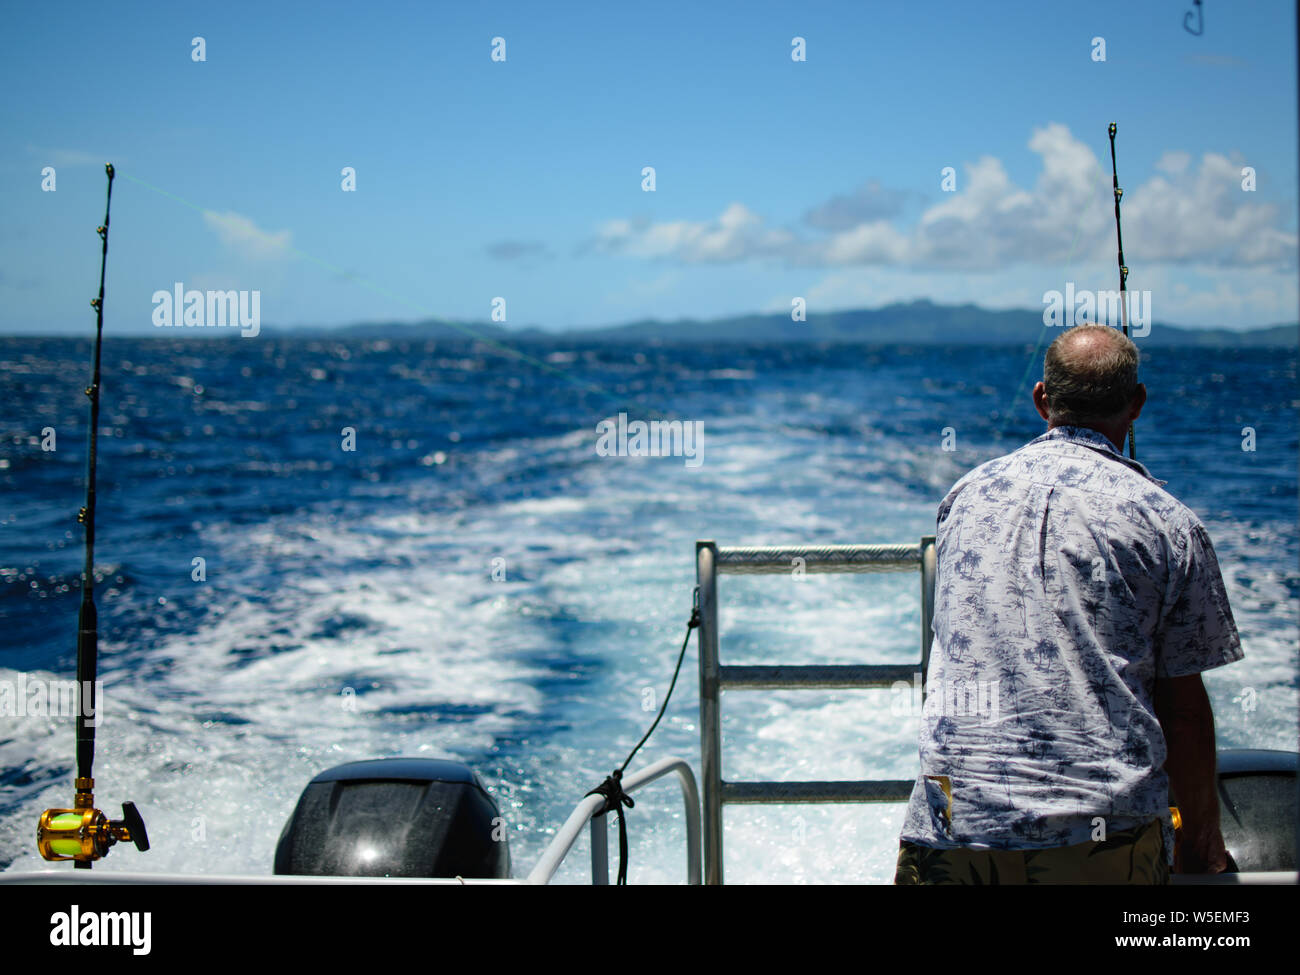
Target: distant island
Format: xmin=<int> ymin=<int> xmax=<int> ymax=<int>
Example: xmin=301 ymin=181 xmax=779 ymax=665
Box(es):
xmin=279 ymin=299 xmax=1298 ymax=347
xmin=15 ymin=299 xmax=1289 ymax=347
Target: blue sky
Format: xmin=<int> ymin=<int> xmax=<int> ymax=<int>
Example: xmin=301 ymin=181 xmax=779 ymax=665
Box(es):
xmin=2 ymin=0 xmax=1296 ymax=335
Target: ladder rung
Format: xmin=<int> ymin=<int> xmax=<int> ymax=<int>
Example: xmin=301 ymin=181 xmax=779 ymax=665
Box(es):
xmin=720 ymin=664 xmax=919 ymax=689
xmin=715 ymin=543 xmax=920 ymax=575
xmin=721 ymin=780 xmax=914 ymax=804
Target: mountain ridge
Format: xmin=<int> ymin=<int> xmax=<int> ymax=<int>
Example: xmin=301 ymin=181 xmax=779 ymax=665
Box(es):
xmin=279 ymin=299 xmax=1297 ymax=347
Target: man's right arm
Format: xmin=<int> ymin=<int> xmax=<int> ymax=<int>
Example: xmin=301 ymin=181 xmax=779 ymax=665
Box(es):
xmin=1152 ymin=520 xmax=1243 ymax=874
xmin=1154 ymin=673 xmax=1228 ymax=874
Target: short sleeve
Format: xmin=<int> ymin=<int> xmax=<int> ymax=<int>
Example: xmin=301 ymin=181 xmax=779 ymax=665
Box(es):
xmin=1156 ymin=523 xmax=1244 ymax=678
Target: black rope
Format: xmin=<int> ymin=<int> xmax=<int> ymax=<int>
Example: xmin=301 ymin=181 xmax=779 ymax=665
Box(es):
xmin=585 ymin=586 xmax=700 ymax=884
xmin=585 ymin=769 xmax=635 ymax=885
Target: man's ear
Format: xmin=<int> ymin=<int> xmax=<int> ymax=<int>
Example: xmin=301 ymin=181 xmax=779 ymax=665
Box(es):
xmin=1129 ymin=383 xmax=1147 ymax=422
xmin=1032 ymin=381 xmax=1051 ymax=421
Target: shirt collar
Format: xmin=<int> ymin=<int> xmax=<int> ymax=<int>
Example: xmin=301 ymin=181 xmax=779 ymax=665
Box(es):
xmin=1029 ymin=425 xmax=1166 ymax=486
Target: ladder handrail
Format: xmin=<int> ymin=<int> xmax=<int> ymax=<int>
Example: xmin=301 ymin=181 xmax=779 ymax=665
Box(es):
xmin=697 ymin=542 xmax=724 ymax=885
xmin=525 ymin=756 xmax=702 ymax=885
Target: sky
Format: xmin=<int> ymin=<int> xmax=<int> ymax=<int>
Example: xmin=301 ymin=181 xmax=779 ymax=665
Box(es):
xmin=1 ymin=0 xmax=1296 ymax=336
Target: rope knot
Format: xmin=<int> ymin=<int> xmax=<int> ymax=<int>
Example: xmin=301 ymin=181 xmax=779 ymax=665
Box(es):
xmin=687 ymin=585 xmax=701 ymax=629
xmin=585 ymin=769 xmax=634 ymax=817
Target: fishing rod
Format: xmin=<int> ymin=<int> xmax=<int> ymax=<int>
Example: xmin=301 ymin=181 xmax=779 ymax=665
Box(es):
xmin=36 ymin=163 xmax=150 ymax=868
xmin=1108 ymin=122 xmax=1137 ymax=461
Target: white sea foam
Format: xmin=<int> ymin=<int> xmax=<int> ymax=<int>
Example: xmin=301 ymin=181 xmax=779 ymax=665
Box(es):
xmin=2 ymin=415 xmax=1294 ymax=885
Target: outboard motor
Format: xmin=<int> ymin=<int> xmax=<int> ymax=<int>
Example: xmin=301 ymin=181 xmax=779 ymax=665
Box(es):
xmin=274 ymin=758 xmax=510 ymax=879
xmin=1216 ymin=748 xmax=1297 ymax=872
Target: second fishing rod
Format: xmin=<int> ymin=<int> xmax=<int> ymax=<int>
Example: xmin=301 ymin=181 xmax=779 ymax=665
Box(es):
xmin=1109 ymin=122 xmax=1137 ymax=461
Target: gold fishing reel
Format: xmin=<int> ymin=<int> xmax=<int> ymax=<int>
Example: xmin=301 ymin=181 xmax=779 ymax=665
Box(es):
xmin=37 ymin=777 xmax=149 ymax=863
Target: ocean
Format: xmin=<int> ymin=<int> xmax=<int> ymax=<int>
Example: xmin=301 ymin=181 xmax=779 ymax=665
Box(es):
xmin=1 ymin=335 xmax=1296 ymax=883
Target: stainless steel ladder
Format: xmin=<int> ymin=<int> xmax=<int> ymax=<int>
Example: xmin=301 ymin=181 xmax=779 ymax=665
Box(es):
xmin=694 ymin=537 xmax=937 ymax=884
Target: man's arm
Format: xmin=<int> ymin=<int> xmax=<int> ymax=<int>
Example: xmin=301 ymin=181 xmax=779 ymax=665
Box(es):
xmin=1153 ymin=673 xmax=1228 ymax=873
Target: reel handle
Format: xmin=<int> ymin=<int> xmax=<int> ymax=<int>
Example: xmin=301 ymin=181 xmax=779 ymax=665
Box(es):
xmin=112 ymin=801 xmax=150 ymax=852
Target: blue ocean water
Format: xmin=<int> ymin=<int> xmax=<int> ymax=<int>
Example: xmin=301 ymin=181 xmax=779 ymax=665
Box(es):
xmin=1 ymin=335 xmax=1296 ymax=882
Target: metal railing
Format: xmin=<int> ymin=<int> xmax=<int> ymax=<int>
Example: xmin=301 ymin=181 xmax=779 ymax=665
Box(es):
xmin=695 ymin=537 xmax=937 ymax=885
xmin=526 ymin=756 xmax=701 ymax=885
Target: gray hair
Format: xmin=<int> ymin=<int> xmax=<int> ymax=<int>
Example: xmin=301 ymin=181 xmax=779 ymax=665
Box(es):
xmin=1043 ymin=324 xmax=1139 ymax=426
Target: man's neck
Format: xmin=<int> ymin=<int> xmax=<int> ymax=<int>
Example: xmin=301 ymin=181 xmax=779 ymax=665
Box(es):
xmin=1047 ymin=421 xmax=1127 ymax=453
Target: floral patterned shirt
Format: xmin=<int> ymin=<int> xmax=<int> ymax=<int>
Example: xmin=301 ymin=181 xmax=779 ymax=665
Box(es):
xmin=900 ymin=425 xmax=1243 ymax=856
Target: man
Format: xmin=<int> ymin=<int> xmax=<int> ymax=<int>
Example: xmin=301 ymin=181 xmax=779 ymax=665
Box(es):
xmin=895 ymin=323 xmax=1242 ymax=884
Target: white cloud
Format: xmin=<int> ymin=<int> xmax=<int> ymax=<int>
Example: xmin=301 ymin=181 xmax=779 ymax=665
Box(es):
xmin=589 ymin=202 xmax=795 ymax=262
xmin=1123 ymin=153 xmax=1294 ymax=266
xmin=585 ymin=123 xmax=1296 ymax=274
xmin=818 ymin=220 xmax=910 ymax=265
xmin=202 ymin=210 xmax=293 ymax=260
xmin=1154 ymin=150 xmax=1191 ymax=176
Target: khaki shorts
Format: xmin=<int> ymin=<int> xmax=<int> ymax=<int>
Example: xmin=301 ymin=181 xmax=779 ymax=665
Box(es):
xmin=894 ymin=818 xmax=1168 ymax=885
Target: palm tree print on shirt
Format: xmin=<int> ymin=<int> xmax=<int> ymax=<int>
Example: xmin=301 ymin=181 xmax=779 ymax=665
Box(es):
xmin=900 ymin=426 xmax=1244 ymax=855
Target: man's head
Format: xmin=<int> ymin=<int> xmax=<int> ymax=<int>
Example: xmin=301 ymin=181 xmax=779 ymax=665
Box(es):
xmin=1032 ymin=324 xmax=1146 ymax=451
